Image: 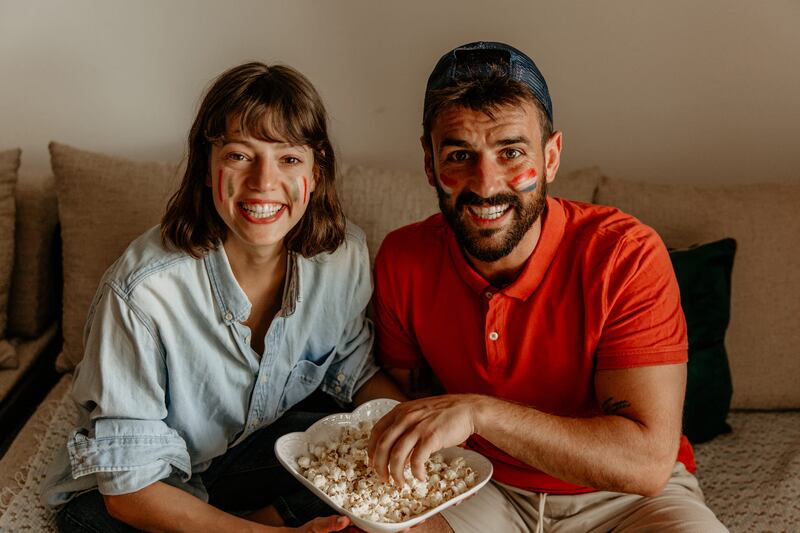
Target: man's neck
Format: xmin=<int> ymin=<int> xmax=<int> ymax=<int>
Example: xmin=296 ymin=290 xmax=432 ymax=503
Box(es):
xmin=467 ymin=217 xmax=543 ymax=287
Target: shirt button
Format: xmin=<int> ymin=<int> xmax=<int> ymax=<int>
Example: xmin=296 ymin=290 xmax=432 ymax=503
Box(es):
xmin=224 ymin=311 xmax=233 ymax=321
xmin=337 ymin=373 xmax=346 ymax=383
xmin=245 ymin=335 xmax=251 ymax=343
xmin=334 ymin=385 xmax=342 ymax=393
xmin=488 ymin=331 xmax=499 ymax=341
xmin=485 ymin=291 xmax=493 ymax=299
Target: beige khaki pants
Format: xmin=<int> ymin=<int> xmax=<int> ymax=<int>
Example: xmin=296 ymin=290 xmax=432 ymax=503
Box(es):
xmin=441 ymin=463 xmax=728 ymax=532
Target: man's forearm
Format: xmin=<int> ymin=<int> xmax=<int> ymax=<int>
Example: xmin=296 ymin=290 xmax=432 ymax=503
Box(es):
xmin=473 ymin=395 xmax=679 ymax=496
xmin=103 ymin=481 xmax=271 ymax=533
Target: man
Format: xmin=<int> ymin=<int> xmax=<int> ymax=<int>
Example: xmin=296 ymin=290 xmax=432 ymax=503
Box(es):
xmin=369 ymin=42 xmax=727 ymax=532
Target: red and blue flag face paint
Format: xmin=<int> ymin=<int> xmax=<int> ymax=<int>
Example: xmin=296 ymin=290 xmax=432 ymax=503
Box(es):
xmin=509 ymin=167 xmax=538 ymax=193
xmin=217 ymin=169 xmax=224 ymax=203
xmin=301 ymin=176 xmax=308 ymax=204
xmin=437 ymin=172 xmax=458 ymax=196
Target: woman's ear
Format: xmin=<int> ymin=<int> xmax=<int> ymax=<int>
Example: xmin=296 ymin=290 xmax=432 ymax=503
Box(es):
xmin=309 ymin=166 xmax=319 ymax=193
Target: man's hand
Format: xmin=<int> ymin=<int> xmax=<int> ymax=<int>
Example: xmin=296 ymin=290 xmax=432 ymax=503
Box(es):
xmin=367 ymin=395 xmax=482 ymax=486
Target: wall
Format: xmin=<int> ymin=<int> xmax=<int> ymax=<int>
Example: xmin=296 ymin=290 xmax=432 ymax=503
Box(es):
xmin=1 ymin=0 xmax=798 ymax=185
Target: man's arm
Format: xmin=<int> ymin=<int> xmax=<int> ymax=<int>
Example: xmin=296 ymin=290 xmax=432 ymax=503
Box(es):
xmin=368 ymin=362 xmax=686 ymax=496
xmin=103 ymin=481 xmax=350 ymax=533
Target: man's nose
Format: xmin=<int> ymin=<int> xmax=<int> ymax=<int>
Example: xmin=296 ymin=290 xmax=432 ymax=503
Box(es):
xmin=469 ymin=156 xmax=506 ymax=199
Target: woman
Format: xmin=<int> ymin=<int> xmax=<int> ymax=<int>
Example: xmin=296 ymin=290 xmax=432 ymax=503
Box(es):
xmin=42 ymin=62 xmax=401 ymax=532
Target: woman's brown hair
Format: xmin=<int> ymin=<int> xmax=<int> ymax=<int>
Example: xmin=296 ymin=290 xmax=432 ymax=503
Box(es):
xmin=161 ymin=62 xmax=345 ymax=258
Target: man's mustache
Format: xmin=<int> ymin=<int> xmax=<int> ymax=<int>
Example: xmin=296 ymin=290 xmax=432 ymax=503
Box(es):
xmin=455 ymin=190 xmax=521 ymax=210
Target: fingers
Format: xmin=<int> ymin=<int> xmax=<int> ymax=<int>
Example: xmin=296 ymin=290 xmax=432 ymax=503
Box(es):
xmin=369 ymin=406 xmax=417 ymax=483
xmin=302 ymin=515 xmax=350 ymax=532
xmin=409 ymin=436 xmax=440 ymax=481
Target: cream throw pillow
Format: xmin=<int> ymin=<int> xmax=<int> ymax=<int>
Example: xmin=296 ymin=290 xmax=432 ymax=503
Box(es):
xmin=7 ymin=174 xmax=61 ymax=338
xmin=0 ymin=148 xmax=20 ymax=368
xmin=596 ymin=177 xmax=800 ymax=409
xmin=50 ymin=143 xmax=179 ymax=371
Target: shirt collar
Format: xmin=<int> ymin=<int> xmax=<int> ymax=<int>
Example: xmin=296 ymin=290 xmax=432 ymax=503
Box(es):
xmin=205 ymin=244 xmax=301 ymax=324
xmin=447 ymin=196 xmax=566 ymax=301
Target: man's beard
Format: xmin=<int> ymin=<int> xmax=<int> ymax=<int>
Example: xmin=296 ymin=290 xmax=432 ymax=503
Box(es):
xmin=436 ymin=178 xmax=548 ymax=263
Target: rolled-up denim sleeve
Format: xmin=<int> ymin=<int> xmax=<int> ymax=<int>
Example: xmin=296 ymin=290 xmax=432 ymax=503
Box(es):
xmin=320 ymin=230 xmax=379 ymax=403
xmin=69 ymin=282 xmax=191 ymax=495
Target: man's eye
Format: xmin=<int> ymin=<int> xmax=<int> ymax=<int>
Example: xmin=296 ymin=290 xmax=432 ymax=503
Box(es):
xmin=447 ymin=151 xmax=472 ymax=162
xmin=504 ymin=148 xmax=523 ymax=159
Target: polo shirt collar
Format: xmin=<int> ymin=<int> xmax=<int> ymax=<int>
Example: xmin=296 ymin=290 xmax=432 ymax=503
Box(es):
xmin=205 ymin=244 xmax=300 ymax=324
xmin=447 ymin=196 xmax=566 ymax=301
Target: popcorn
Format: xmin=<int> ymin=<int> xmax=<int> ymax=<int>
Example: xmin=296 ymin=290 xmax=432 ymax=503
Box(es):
xmin=294 ymin=422 xmax=478 ymax=523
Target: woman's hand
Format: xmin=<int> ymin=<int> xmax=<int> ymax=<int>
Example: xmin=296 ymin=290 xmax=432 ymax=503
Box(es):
xmin=290 ymin=515 xmax=351 ymax=532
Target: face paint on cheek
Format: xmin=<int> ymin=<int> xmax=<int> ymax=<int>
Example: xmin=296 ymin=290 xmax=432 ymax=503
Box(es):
xmin=438 ymin=172 xmax=457 ymax=196
xmin=227 ymin=175 xmax=234 ymax=199
xmin=217 ymin=169 xmax=224 ymax=203
xmin=302 ymin=176 xmax=308 ymax=204
xmin=509 ymin=167 xmax=538 ymax=193
xmin=290 ymin=175 xmax=301 ymax=204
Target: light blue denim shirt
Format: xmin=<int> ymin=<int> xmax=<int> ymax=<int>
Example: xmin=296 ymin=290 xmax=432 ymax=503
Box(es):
xmin=42 ymin=223 xmax=378 ymax=506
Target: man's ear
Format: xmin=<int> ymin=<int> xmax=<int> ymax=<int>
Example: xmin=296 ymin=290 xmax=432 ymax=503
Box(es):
xmin=544 ymin=131 xmax=563 ymax=184
xmin=421 ymin=136 xmax=436 ymax=187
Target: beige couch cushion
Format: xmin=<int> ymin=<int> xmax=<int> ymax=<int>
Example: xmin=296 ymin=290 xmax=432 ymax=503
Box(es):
xmin=338 ymin=164 xmax=439 ymax=263
xmin=0 ymin=148 xmax=20 ymax=369
xmin=50 ymin=143 xmax=179 ymax=371
xmin=338 ymin=164 xmax=602 ymax=263
xmin=7 ymin=174 xmax=60 ymax=338
xmin=596 ymin=177 xmax=800 ymax=409
xmin=550 ymin=166 xmax=602 ymax=205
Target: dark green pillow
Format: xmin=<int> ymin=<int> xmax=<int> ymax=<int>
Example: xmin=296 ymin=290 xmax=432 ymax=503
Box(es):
xmin=669 ymin=238 xmax=736 ymax=444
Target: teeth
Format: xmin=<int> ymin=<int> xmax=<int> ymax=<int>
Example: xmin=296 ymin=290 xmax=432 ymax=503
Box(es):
xmin=468 ymin=204 xmax=509 ymax=220
xmin=241 ymin=202 xmax=282 ymax=218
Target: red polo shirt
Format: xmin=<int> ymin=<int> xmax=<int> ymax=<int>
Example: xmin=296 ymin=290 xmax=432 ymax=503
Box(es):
xmin=373 ymin=197 xmax=694 ymax=494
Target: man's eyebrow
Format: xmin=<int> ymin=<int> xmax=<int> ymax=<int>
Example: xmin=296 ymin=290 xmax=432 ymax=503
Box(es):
xmin=495 ymin=136 xmax=530 ymax=147
xmin=438 ymin=137 xmax=472 ymax=155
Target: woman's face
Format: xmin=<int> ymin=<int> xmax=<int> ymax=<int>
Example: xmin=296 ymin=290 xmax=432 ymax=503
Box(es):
xmin=208 ymin=121 xmax=316 ymax=255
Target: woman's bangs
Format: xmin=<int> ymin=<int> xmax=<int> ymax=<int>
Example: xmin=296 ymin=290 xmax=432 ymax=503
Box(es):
xmin=236 ymin=98 xmax=310 ymax=147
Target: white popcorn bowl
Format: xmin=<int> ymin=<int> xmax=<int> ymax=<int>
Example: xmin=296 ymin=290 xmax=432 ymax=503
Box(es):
xmin=275 ymin=398 xmax=494 ymax=533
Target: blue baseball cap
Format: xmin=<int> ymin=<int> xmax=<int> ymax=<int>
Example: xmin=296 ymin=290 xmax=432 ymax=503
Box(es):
xmin=424 ymin=41 xmax=553 ymax=123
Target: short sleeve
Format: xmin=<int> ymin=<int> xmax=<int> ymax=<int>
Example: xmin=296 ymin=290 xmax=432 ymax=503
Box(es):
xmin=68 ymin=282 xmax=191 ymax=495
xmin=320 ymin=232 xmax=379 ymax=402
xmin=373 ymin=232 xmax=426 ymax=369
xmin=595 ymin=228 xmax=688 ymax=370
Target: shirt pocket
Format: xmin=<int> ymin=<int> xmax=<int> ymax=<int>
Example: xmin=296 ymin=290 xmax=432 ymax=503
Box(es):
xmin=279 ymin=353 xmax=335 ymax=411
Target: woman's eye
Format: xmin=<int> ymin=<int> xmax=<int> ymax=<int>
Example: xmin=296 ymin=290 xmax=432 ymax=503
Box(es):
xmin=226 ymin=152 xmax=248 ymax=162
xmin=283 ymin=156 xmax=301 ymax=165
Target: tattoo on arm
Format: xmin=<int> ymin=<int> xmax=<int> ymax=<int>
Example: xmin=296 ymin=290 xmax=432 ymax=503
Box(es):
xmin=601 ymin=397 xmax=631 ymax=415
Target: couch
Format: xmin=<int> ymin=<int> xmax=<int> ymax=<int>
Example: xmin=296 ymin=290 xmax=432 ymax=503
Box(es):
xmin=0 ymin=143 xmax=797 ymax=532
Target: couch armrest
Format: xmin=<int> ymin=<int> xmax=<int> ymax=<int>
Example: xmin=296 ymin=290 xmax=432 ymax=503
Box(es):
xmin=7 ymin=174 xmax=61 ymax=338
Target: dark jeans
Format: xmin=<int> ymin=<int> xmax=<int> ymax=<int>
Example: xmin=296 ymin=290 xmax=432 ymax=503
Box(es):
xmin=56 ymin=411 xmax=336 ymax=532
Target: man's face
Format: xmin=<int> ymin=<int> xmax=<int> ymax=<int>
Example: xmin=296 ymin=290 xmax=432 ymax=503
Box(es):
xmin=423 ymin=101 xmax=561 ymax=263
